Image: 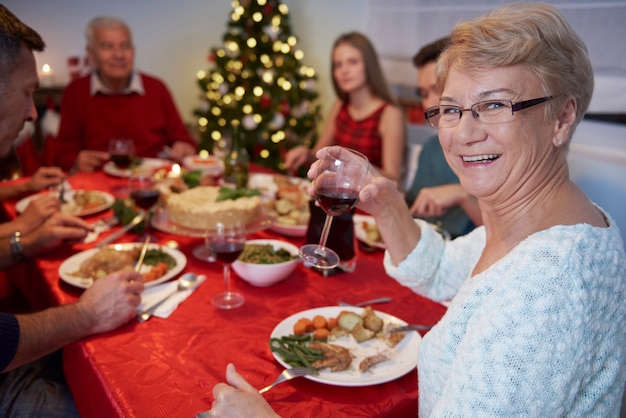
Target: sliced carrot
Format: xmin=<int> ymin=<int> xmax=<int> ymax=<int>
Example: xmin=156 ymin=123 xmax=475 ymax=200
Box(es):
xmin=293 ymin=319 xmax=308 ymax=336
xmin=312 ymin=315 xmax=327 ymax=330
xmin=314 ymin=328 xmax=330 ymax=340
xmin=328 ymin=317 xmax=338 ymax=330
xmin=299 ymin=317 xmax=314 ymax=333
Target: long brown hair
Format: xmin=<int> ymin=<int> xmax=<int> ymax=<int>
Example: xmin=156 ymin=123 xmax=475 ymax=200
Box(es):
xmin=331 ymin=32 xmax=395 ymax=104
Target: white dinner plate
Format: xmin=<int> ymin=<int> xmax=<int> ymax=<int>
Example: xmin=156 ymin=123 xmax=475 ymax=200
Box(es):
xmin=269 ymin=223 xmax=307 ymax=237
xmin=270 ymin=306 xmax=421 ymax=387
xmin=58 ymin=243 xmax=187 ymax=289
xmin=103 ymin=158 xmax=172 ymax=178
xmin=151 ymin=208 xmax=275 ymax=237
xmin=16 ymin=190 xmax=114 ymax=217
xmin=353 ymin=214 xmax=386 ymax=250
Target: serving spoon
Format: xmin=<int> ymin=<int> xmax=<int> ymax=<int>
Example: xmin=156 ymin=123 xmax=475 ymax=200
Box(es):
xmin=137 ymin=273 xmax=199 ymax=322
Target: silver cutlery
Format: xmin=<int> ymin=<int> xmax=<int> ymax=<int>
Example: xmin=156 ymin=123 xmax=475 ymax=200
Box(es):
xmin=84 ymin=217 xmax=118 ymax=243
xmin=337 ymin=296 xmax=392 ymax=307
xmin=97 ymin=212 xmax=144 ymax=247
xmin=387 ymin=324 xmax=434 ymax=333
xmin=137 ymin=273 xmax=199 ymax=322
xmin=258 ymin=367 xmax=317 ymax=394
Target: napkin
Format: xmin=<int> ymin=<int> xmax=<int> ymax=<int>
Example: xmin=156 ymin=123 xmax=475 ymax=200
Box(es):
xmin=137 ymin=274 xmax=206 ymax=319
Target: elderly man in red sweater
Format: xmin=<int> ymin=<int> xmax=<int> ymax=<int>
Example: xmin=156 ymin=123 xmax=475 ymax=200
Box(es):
xmin=51 ymin=16 xmax=196 ymax=173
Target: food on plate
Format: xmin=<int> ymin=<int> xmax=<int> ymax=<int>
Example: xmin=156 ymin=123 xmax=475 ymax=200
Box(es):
xmin=362 ymin=221 xmax=383 ymax=243
xmin=273 ymin=307 xmax=408 ymax=374
xmin=265 ymin=175 xmax=311 ymax=227
xmin=382 ymin=322 xmax=407 ymax=348
xmin=238 ymin=243 xmax=297 ymax=264
xmin=70 ymin=246 xmax=175 ymax=282
xmin=61 ymin=191 xmax=108 ymax=215
xmin=359 ymin=353 xmax=389 ymax=373
xmin=166 ymin=186 xmax=261 ymax=230
xmin=309 ymin=340 xmax=353 ymax=372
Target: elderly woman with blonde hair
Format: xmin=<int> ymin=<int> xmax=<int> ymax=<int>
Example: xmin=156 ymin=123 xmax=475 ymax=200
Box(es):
xmin=207 ymin=4 xmax=625 ymax=417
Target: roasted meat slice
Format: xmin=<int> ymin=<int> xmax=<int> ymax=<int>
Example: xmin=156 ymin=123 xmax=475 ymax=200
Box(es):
xmin=309 ymin=341 xmax=353 ymax=372
xmin=382 ymin=323 xmax=407 ymax=347
xmin=359 ymin=353 xmax=389 ymax=373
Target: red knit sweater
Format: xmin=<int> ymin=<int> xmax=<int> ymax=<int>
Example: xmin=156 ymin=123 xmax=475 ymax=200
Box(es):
xmin=50 ymin=73 xmax=195 ymax=171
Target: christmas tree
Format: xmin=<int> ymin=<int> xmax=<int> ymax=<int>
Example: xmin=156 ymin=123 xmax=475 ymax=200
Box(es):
xmin=194 ymin=0 xmax=321 ymax=174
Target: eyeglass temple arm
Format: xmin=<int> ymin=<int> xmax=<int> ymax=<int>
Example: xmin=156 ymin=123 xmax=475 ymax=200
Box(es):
xmin=511 ymin=96 xmax=553 ymax=112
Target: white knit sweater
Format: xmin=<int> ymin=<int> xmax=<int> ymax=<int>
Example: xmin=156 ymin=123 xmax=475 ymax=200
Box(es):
xmin=384 ymin=208 xmax=626 ymax=417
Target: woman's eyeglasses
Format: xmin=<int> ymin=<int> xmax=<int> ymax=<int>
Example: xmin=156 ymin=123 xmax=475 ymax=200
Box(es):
xmin=425 ymin=96 xmax=553 ymax=128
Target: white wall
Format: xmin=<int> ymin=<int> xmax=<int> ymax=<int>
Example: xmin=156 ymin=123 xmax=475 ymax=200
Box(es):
xmin=3 ymin=0 xmax=367 ymax=126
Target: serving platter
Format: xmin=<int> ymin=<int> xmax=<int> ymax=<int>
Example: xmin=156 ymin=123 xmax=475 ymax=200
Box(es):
xmin=151 ymin=209 xmax=275 ymax=237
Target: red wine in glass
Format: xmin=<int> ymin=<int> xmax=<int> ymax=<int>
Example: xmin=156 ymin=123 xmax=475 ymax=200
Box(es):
xmin=208 ymin=216 xmax=246 ymax=309
xmin=111 ymin=153 xmax=133 ymax=169
xmin=300 ymin=148 xmax=369 ymax=269
xmin=316 ymin=187 xmax=359 ymax=216
xmin=109 ymin=138 xmax=135 ymax=170
xmin=131 ymin=189 xmax=160 ymax=210
xmin=211 ymin=240 xmax=245 ymax=264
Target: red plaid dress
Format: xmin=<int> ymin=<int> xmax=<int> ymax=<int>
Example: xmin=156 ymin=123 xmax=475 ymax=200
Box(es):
xmin=334 ymin=102 xmax=388 ymax=168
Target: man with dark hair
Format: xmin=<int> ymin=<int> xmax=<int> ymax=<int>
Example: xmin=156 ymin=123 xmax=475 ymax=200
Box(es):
xmin=0 ymin=6 xmax=145 ymax=416
xmin=405 ymin=36 xmax=482 ymax=239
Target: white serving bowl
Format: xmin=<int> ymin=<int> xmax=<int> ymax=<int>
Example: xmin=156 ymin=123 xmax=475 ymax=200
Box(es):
xmin=232 ymin=239 xmax=300 ymax=287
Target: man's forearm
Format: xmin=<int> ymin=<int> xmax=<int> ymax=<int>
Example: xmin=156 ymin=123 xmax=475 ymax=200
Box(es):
xmin=5 ymin=303 xmax=94 ymax=372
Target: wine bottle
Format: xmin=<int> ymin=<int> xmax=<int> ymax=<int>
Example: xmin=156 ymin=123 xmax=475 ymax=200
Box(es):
xmin=223 ymin=125 xmax=250 ymax=189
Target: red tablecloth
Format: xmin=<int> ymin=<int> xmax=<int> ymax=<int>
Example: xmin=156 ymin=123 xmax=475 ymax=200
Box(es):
xmin=3 ymin=171 xmax=447 ymax=418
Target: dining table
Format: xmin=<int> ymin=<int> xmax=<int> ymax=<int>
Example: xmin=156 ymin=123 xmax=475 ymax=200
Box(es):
xmin=1 ymin=167 xmax=447 ymax=418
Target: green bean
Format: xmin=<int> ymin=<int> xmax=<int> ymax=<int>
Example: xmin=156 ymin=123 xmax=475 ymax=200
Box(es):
xmin=269 ymin=335 xmax=324 ymax=369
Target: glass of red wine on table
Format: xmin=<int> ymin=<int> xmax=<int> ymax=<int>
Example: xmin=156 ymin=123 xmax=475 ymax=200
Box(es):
xmin=300 ymin=148 xmax=369 ymax=269
xmin=207 ymin=213 xmax=246 ymax=309
xmin=129 ymin=173 xmax=161 ymax=242
xmin=109 ymin=138 xmax=135 ymax=170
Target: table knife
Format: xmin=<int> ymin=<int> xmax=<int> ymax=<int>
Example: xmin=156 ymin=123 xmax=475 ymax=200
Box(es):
xmin=388 ymin=324 xmax=433 ymax=333
xmin=97 ymin=213 xmax=144 ymax=247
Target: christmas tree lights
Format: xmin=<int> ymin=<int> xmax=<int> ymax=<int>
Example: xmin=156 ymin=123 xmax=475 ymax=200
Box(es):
xmin=194 ymin=0 xmax=321 ymax=174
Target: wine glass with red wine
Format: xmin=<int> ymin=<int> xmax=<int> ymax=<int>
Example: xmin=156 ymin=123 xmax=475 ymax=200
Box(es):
xmin=129 ymin=173 xmax=160 ymax=242
xmin=109 ymin=138 xmax=135 ymax=170
xmin=300 ymin=148 xmax=369 ymax=269
xmin=207 ymin=213 xmax=246 ymax=309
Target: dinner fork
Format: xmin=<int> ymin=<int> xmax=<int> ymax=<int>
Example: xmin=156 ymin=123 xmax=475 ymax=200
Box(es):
xmin=258 ymin=367 xmax=317 ymax=394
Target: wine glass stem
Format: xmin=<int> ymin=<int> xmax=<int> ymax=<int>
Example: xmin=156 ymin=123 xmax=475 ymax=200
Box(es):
xmin=315 ymin=215 xmax=334 ymax=257
xmin=223 ymin=264 xmax=231 ymax=294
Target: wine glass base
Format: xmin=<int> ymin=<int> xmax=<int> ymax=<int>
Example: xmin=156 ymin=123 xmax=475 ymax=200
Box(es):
xmin=299 ymin=244 xmax=340 ymax=270
xmin=192 ymin=245 xmax=216 ymax=262
xmin=211 ymin=292 xmax=244 ymax=309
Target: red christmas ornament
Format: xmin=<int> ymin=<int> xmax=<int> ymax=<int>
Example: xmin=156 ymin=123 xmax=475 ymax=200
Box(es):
xmin=265 ymin=4 xmax=273 ymax=15
xmin=208 ymin=52 xmax=216 ymax=62
xmin=280 ymin=99 xmax=290 ymax=116
xmin=260 ymin=95 xmax=271 ymax=109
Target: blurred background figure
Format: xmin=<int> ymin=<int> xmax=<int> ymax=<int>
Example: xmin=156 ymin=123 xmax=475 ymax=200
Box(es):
xmin=404 ymin=36 xmax=481 ymax=239
xmin=284 ymin=31 xmax=405 ymax=184
xmin=50 ymin=16 xmax=197 ymax=173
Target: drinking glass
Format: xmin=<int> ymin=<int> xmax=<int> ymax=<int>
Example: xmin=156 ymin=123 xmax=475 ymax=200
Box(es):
xmin=300 ymin=148 xmax=369 ymax=269
xmin=208 ymin=213 xmax=246 ymax=309
xmin=129 ymin=173 xmax=160 ymax=242
xmin=109 ymin=138 xmax=135 ymax=170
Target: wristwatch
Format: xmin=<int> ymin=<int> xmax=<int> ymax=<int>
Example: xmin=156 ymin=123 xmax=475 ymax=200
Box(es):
xmin=9 ymin=231 xmax=25 ymax=261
